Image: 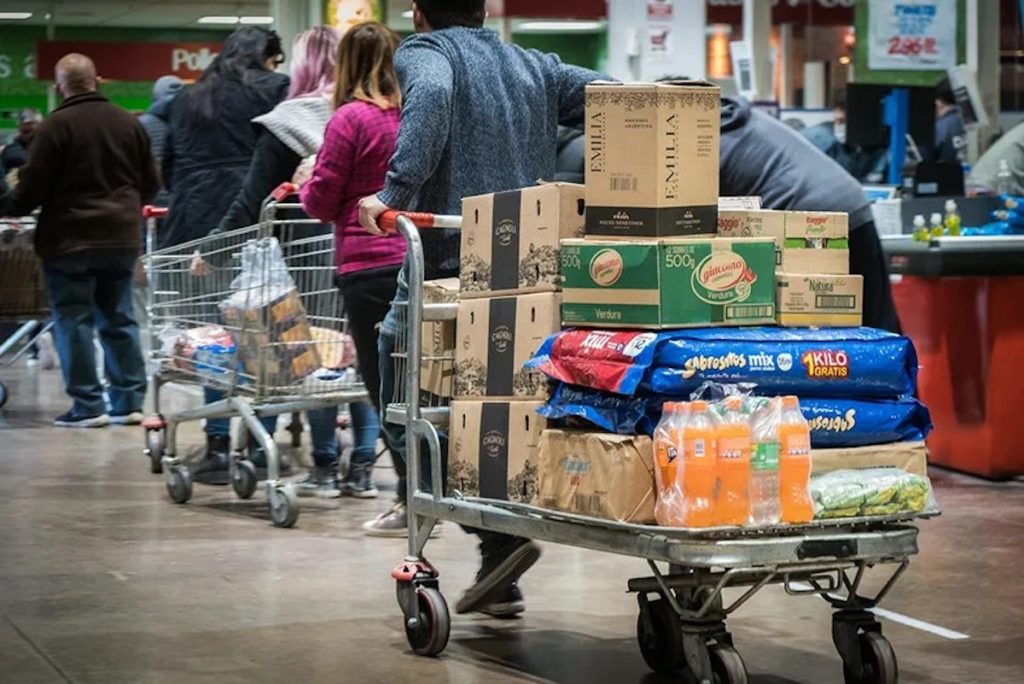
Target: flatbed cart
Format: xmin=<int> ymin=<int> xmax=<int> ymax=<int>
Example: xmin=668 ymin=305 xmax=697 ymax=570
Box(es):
xmin=384 ymin=213 xmax=936 ymax=684
xmin=142 ymin=189 xmax=367 ymax=527
xmin=0 ymin=217 xmax=51 ymax=408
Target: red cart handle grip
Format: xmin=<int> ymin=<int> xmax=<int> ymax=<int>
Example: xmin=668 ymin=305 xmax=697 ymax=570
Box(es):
xmin=143 ymin=206 xmax=168 ymax=218
xmin=272 ymin=182 xmax=299 ymax=201
xmin=379 ymin=210 xmax=438 ymax=233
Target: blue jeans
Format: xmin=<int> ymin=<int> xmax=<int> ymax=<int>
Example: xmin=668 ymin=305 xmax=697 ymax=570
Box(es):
xmin=43 ymin=249 xmax=146 ymax=418
xmin=202 ymin=386 xmax=277 ymax=439
xmin=305 ymin=400 xmax=380 ymax=468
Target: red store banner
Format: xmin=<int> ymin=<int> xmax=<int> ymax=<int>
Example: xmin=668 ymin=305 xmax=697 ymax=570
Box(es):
xmin=706 ymin=0 xmax=856 ymax=25
xmin=36 ymin=41 xmax=222 ymax=82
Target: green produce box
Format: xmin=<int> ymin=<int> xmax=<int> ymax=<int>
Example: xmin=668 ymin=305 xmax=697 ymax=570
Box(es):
xmin=561 ymin=238 xmax=776 ymax=328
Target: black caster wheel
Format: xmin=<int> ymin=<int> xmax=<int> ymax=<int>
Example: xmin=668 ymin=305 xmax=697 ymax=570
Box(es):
xmin=232 ymin=460 xmax=258 ymax=500
xmin=166 ymin=466 xmax=192 ymax=504
xmin=268 ymin=484 xmax=299 ymax=528
xmin=710 ymin=644 xmax=749 ymax=684
xmin=0 ymin=382 xmax=8 ymax=409
xmin=145 ymin=430 xmax=164 ymax=474
xmin=844 ymin=632 xmax=898 ymax=684
xmin=637 ymin=598 xmax=685 ymax=673
xmin=405 ymin=587 xmax=450 ymax=657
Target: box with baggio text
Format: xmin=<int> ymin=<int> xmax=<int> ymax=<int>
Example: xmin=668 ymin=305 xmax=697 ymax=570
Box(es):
xmin=538 ymin=430 xmax=656 ymax=524
xmin=448 ymin=401 xmax=547 ymax=504
xmin=777 ymin=273 xmax=863 ymax=327
xmin=453 ymin=292 xmax=561 ymax=399
xmin=717 ymin=209 xmax=849 ymax=274
xmin=560 ymin=237 xmax=776 ymax=329
xmin=460 ymin=183 xmax=585 ymax=297
xmin=584 ymin=81 xmax=720 ymax=238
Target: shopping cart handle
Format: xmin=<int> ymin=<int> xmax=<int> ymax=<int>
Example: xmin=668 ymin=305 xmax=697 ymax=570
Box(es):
xmin=379 ymin=210 xmax=439 ymax=233
xmin=143 ymin=206 xmax=168 ymax=218
xmin=272 ymin=182 xmax=299 ymax=201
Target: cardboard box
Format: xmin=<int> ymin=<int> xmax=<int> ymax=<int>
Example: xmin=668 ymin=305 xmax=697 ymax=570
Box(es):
xmin=454 ymin=293 xmax=561 ymax=399
xmin=448 ymin=401 xmax=547 ymax=504
xmin=584 ymin=81 xmax=720 ymax=238
xmin=538 ymin=430 xmax=656 ymax=524
xmin=777 ymin=273 xmax=863 ymax=327
xmin=717 ymin=209 xmax=850 ymax=274
xmin=560 ymin=237 xmax=776 ymax=329
xmin=421 ymin=278 xmax=459 ymax=397
xmin=812 ymin=442 xmax=928 ymax=478
xmin=460 ymin=183 xmax=585 ymax=297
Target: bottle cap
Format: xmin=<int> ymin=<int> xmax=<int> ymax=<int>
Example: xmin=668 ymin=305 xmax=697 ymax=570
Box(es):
xmin=930 ymin=213 xmax=942 ymax=224
xmin=691 ymin=400 xmax=709 ymax=411
xmin=945 ymin=199 xmax=956 ymax=211
xmin=913 ymin=214 xmax=925 ymax=226
xmin=724 ymin=396 xmax=744 ymax=410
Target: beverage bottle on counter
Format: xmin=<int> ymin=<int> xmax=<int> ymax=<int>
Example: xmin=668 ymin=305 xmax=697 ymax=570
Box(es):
xmin=682 ymin=400 xmax=718 ymax=528
xmin=944 ymin=199 xmax=961 ymax=237
xmin=778 ymin=396 xmax=814 ymax=524
xmin=929 ymin=212 xmax=945 ymax=239
xmin=912 ymin=214 xmax=928 ymax=242
xmin=715 ymin=397 xmax=752 ymax=526
xmin=750 ymin=397 xmax=782 ymax=527
xmin=997 ymin=159 xmax=1013 ymax=196
xmin=653 ymin=402 xmax=688 ymax=526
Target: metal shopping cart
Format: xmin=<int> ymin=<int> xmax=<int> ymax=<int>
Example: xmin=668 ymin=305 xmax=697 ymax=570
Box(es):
xmin=0 ymin=217 xmax=50 ymax=408
xmin=384 ymin=212 xmax=936 ymax=684
xmin=142 ymin=189 xmax=367 ymax=527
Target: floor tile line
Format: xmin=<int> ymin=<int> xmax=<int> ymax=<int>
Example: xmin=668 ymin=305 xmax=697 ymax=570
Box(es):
xmin=1 ymin=611 xmax=76 ymax=683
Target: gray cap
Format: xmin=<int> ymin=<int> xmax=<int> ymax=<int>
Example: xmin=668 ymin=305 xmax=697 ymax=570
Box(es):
xmin=17 ymin=108 xmax=42 ymax=125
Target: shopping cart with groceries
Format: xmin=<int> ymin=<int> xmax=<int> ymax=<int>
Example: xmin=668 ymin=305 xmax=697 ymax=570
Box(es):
xmin=0 ymin=216 xmax=50 ymax=408
xmin=142 ymin=187 xmax=367 ymax=527
xmin=383 ymin=212 xmax=936 ymax=684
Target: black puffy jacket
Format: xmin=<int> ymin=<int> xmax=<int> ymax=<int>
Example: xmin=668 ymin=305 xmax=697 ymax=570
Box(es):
xmin=160 ymin=69 xmax=289 ymax=249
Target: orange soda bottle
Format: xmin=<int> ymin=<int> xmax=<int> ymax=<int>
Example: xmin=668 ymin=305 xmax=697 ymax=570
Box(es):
xmin=778 ymin=395 xmax=814 ymax=523
xmin=716 ymin=396 xmax=752 ymax=526
xmin=682 ymin=400 xmax=717 ymax=527
xmin=653 ymin=402 xmax=688 ymax=525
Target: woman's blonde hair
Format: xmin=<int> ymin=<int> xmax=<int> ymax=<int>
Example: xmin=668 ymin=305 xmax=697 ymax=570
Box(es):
xmin=333 ymin=21 xmax=401 ymax=110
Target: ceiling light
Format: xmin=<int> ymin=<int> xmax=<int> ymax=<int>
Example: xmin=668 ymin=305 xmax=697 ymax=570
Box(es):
xmin=402 ymin=10 xmax=413 ymax=18
xmin=0 ymin=12 xmax=33 ymax=19
xmin=240 ymin=16 xmax=274 ymax=25
xmin=198 ymin=16 xmax=240 ymax=24
xmin=517 ymin=21 xmax=604 ymax=32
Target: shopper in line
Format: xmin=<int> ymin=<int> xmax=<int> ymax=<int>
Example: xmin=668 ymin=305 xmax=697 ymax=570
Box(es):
xmin=161 ymin=26 xmax=288 ymax=483
xmin=802 ymin=96 xmax=887 ymax=183
xmin=719 ymin=95 xmax=900 ymax=333
xmin=922 ymin=77 xmax=967 ymax=165
xmin=0 ymin=54 xmax=157 ymax=427
xmin=970 ymin=121 xmax=1024 ymax=196
xmin=1 ymin=108 xmax=42 ymax=178
xmin=299 ymin=22 xmax=406 ymax=498
xmin=357 ymin=0 xmax=604 ymax=618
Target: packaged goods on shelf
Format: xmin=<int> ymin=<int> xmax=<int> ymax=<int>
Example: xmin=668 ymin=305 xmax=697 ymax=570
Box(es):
xmin=454 ymin=292 xmax=560 ymax=399
xmin=560 ymin=237 xmax=776 ymax=328
xmin=718 ymin=209 xmax=850 ymax=274
xmin=528 ymin=327 xmax=918 ymax=399
xmin=538 ymin=429 xmax=657 ymax=524
xmin=421 ymin=278 xmax=459 ymax=397
xmin=448 ymin=401 xmax=547 ymax=504
xmin=777 ymin=273 xmax=863 ymax=327
xmin=460 ymin=183 xmax=584 ymax=297
xmin=810 ymin=467 xmax=935 ymax=519
xmin=812 ymin=442 xmax=928 ymax=478
xmin=584 ymin=81 xmax=720 ymax=238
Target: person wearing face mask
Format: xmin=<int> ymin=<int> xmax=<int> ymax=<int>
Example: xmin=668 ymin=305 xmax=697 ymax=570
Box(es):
xmin=802 ymin=96 xmax=888 ymax=183
xmin=2 ymin=108 xmax=43 ymax=179
xmin=0 ymin=53 xmax=158 ymax=427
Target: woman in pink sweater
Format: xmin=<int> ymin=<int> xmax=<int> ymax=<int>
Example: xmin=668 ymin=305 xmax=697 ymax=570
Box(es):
xmin=301 ymin=22 xmax=405 ymax=498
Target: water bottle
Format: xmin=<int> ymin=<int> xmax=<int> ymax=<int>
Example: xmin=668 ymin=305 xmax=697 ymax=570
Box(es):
xmin=997 ymin=159 xmax=1013 ymax=196
xmin=749 ymin=397 xmax=781 ymax=527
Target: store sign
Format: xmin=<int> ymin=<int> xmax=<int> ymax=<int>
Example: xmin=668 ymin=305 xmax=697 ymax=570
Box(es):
xmin=867 ymin=0 xmax=957 ymax=71
xmin=647 ymin=0 xmax=674 ymax=20
xmin=706 ymin=0 xmax=855 ymax=25
xmin=36 ymin=41 xmax=222 ymax=82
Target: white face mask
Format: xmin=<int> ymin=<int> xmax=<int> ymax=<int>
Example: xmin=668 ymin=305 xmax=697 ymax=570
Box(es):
xmin=834 ymin=122 xmax=847 ymax=144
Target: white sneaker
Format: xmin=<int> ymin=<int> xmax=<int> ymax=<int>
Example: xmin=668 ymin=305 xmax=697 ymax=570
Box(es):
xmin=54 ymin=412 xmax=110 ymax=428
xmin=109 ymin=411 xmax=145 ymax=426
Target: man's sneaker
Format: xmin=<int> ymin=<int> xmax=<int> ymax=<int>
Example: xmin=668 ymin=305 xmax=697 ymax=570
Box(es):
xmin=362 ymin=502 xmax=409 ymax=538
xmin=110 ymin=411 xmax=145 ymax=426
xmin=296 ymin=465 xmax=342 ymax=499
xmin=455 ymin=538 xmax=541 ymax=615
xmin=193 ymin=435 xmax=231 ymax=485
xmin=54 ymin=412 xmax=109 ymax=428
xmin=477 ymin=583 xmax=525 ymax=620
xmin=341 ymin=462 xmax=379 ymax=499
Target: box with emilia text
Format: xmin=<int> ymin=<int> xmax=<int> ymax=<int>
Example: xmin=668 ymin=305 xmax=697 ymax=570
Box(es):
xmin=584 ymin=81 xmax=720 ymax=238
xmin=560 ymin=238 xmax=776 ymax=328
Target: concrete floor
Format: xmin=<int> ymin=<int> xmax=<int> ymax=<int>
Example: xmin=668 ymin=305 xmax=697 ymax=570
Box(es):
xmin=1 ymin=366 xmax=1023 ymax=684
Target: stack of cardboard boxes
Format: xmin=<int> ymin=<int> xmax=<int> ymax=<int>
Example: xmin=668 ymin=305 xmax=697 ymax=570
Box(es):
xmin=448 ymin=183 xmax=585 ymax=505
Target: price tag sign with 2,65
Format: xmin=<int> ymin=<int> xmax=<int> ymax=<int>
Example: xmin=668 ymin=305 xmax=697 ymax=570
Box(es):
xmin=867 ymin=0 xmax=957 ymax=71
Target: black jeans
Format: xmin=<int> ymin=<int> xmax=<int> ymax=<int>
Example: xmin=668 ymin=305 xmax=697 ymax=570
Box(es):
xmin=850 ymin=221 xmax=901 ymax=334
xmin=338 ymin=268 xmax=400 ymax=412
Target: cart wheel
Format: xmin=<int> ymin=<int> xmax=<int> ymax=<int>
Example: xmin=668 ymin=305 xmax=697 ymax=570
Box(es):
xmin=405 ymin=587 xmax=450 ymax=657
xmin=0 ymin=382 xmax=8 ymax=409
xmin=844 ymin=632 xmax=898 ymax=684
xmin=232 ymin=460 xmax=258 ymax=500
xmin=145 ymin=430 xmax=164 ymax=474
xmin=710 ymin=644 xmax=749 ymax=684
xmin=636 ymin=598 xmax=685 ymax=673
xmin=166 ymin=466 xmax=192 ymax=504
xmin=268 ymin=484 xmax=299 ymax=528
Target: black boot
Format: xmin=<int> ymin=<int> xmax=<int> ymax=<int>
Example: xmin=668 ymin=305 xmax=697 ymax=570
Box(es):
xmin=193 ymin=435 xmax=231 ymax=485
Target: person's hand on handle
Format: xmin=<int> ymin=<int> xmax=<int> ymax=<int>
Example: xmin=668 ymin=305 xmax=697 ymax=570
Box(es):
xmin=292 ymin=155 xmax=316 ymax=187
xmin=190 ymin=250 xmax=210 ymax=277
xmin=358 ymin=194 xmax=390 ymax=236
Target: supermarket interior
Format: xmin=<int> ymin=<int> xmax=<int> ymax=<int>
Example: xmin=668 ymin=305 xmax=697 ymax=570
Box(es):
xmin=1 ymin=1 xmax=1024 ymax=683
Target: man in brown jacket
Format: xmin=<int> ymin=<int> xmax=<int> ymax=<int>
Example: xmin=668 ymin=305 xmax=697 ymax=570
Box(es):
xmin=2 ymin=53 xmax=159 ymax=427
